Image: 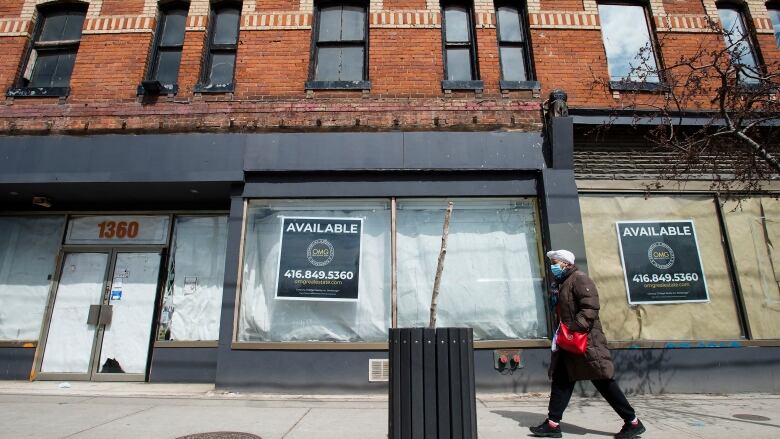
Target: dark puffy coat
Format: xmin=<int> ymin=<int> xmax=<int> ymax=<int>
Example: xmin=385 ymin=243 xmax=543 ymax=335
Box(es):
xmin=549 ymin=267 xmax=615 ymax=381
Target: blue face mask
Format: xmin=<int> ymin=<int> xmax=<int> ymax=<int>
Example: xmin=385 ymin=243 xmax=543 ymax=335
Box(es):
xmin=550 ymin=264 xmax=565 ymax=279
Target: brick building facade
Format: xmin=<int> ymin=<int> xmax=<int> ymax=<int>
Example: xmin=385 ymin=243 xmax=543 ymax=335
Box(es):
xmin=0 ymin=0 xmax=779 ymax=393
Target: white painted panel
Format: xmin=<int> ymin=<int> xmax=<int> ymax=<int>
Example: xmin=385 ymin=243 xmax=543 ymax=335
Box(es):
xmin=41 ymin=253 xmax=108 ymax=373
xmin=65 ymin=216 xmax=170 ymax=245
xmin=98 ymin=252 xmax=160 ymax=374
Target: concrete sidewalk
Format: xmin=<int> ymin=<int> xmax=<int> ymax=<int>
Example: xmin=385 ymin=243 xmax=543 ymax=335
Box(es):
xmin=0 ymin=381 xmax=778 ymax=438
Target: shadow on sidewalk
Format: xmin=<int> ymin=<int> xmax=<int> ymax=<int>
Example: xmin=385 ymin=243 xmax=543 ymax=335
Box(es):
xmin=492 ymin=410 xmax=614 ymax=436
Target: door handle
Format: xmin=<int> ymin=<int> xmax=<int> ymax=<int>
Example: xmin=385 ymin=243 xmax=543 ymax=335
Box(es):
xmin=98 ymin=304 xmax=113 ymax=325
xmin=87 ymin=304 xmax=101 ymax=325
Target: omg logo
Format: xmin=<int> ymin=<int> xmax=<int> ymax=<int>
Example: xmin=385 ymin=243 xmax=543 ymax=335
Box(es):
xmin=647 ymin=242 xmax=675 ymax=270
xmin=306 ymin=239 xmax=335 ymax=267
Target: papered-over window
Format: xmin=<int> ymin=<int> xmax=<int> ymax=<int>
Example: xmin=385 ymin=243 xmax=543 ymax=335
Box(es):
xmin=722 ymin=198 xmax=780 ymax=339
xmin=158 ymin=216 xmax=228 ymax=341
xmin=579 ymin=195 xmax=742 ymax=341
xmin=239 ymin=199 xmax=391 ymax=343
xmin=0 ymin=216 xmax=65 ymax=341
xmin=396 ymin=198 xmax=546 ymax=340
xmin=237 ymin=197 xmax=546 ymax=344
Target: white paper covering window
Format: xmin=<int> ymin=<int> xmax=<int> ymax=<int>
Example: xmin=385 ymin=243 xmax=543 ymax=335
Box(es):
xmin=396 ymin=198 xmax=547 ymax=340
xmin=158 ymin=216 xmax=228 ymax=341
xmin=239 ymin=200 xmax=391 ymax=342
xmin=0 ymin=216 xmax=65 ymax=341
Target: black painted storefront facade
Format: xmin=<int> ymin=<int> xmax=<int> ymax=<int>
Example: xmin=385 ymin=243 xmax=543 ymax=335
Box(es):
xmin=1 ymin=121 xmax=779 ymax=394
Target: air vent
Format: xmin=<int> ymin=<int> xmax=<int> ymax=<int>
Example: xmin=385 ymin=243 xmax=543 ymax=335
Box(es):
xmin=369 ymin=358 xmax=389 ymax=382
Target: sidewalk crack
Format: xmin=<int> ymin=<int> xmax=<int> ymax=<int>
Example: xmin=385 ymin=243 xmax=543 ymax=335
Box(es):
xmin=59 ymin=405 xmax=156 ymax=439
xmin=281 ymin=408 xmax=312 ymax=439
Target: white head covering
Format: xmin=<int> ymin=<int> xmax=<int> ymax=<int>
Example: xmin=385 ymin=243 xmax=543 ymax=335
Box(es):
xmin=546 ymin=249 xmax=575 ymax=265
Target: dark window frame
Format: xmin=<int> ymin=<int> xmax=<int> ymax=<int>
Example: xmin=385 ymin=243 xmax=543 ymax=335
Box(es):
xmin=493 ymin=1 xmax=539 ymax=90
xmin=139 ymin=0 xmax=190 ymax=95
xmin=767 ymin=1 xmax=780 ymax=48
xmin=440 ymin=0 xmax=481 ymax=89
xmin=305 ymin=0 xmax=371 ymax=90
xmin=194 ymin=0 xmax=242 ymax=93
xmin=716 ymin=1 xmax=766 ymax=84
xmin=7 ymin=2 xmax=88 ymax=98
xmin=597 ymin=1 xmax=667 ymax=91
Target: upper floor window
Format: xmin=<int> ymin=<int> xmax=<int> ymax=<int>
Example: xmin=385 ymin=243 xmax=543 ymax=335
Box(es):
xmin=142 ymin=2 xmax=189 ymax=94
xmin=598 ymin=3 xmax=660 ymax=84
xmin=310 ymin=2 xmax=368 ymax=83
xmin=442 ymin=2 xmax=478 ymax=81
xmin=768 ymin=5 xmax=780 ymax=48
xmin=718 ymin=5 xmax=760 ymax=83
xmin=197 ymin=1 xmax=241 ymax=92
xmin=11 ymin=3 xmax=87 ymax=95
xmin=495 ymin=3 xmax=532 ymax=82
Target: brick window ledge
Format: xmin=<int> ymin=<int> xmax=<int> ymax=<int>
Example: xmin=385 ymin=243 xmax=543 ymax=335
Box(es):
xmin=305 ymin=80 xmax=371 ymax=90
xmin=193 ymin=83 xmax=235 ymax=93
xmin=499 ymin=80 xmax=540 ymax=91
xmin=609 ymin=80 xmax=668 ymax=92
xmin=7 ymin=86 xmax=69 ymax=98
xmin=136 ymin=82 xmax=178 ymax=96
xmin=442 ymin=80 xmax=484 ymax=91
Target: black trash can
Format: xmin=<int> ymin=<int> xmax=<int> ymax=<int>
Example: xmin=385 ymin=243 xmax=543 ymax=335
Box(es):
xmin=388 ymin=327 xmax=477 ymax=439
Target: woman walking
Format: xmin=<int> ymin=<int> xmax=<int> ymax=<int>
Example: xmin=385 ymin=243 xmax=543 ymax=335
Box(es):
xmin=530 ymin=249 xmax=646 ymax=439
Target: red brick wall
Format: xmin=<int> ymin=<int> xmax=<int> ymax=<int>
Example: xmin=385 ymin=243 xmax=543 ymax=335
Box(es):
xmin=0 ymin=36 xmax=26 ymax=90
xmin=540 ymin=0 xmax=583 ymax=12
xmin=384 ymin=0 xmax=428 ymax=9
xmin=233 ymin=30 xmax=311 ymax=97
xmin=178 ymin=31 xmax=207 ymax=96
xmin=662 ymin=0 xmax=706 ymax=15
xmin=476 ymin=28 xmax=500 ymax=93
xmin=101 ymin=0 xmax=146 ymax=16
xmin=0 ymin=0 xmax=23 ymax=17
xmin=255 ymin=0 xmax=300 ymax=11
xmin=532 ymin=29 xmax=613 ymax=107
xmin=369 ymin=28 xmax=442 ymax=96
xmin=69 ymin=34 xmax=152 ymax=102
xmin=5 ymin=0 xmax=780 ymax=134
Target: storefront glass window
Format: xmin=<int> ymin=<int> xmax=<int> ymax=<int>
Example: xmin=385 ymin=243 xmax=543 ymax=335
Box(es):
xmin=158 ymin=216 xmax=228 ymax=341
xmin=239 ymin=199 xmax=391 ymax=343
xmin=396 ymin=198 xmax=547 ymax=340
xmin=0 ymin=216 xmax=65 ymax=341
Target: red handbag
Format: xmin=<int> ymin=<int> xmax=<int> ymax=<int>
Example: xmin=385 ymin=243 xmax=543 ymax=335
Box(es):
xmin=557 ymin=321 xmax=588 ymax=355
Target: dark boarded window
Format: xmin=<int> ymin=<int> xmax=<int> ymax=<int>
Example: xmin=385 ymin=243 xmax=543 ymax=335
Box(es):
xmin=24 ymin=5 xmax=86 ymax=88
xmin=200 ymin=2 xmax=241 ymax=89
xmin=442 ymin=2 xmax=478 ymax=81
xmin=495 ymin=4 xmax=532 ymax=82
xmin=311 ymin=3 xmax=368 ymax=81
xmin=149 ymin=3 xmax=188 ymax=85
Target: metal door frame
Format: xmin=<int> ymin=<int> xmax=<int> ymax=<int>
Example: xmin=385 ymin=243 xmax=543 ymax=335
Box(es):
xmin=33 ymin=245 xmax=165 ymax=382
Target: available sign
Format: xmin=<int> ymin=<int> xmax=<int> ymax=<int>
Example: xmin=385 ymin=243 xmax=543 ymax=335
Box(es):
xmin=616 ymin=220 xmax=709 ymax=304
xmin=275 ymin=217 xmax=363 ymax=301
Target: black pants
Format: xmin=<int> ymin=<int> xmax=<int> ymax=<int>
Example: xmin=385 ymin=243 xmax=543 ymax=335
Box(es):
xmin=547 ymin=361 xmax=636 ymax=423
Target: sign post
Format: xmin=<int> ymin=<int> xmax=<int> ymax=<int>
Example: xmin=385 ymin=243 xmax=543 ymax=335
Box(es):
xmin=275 ymin=217 xmax=363 ymax=302
xmin=616 ymin=220 xmax=709 ymax=304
